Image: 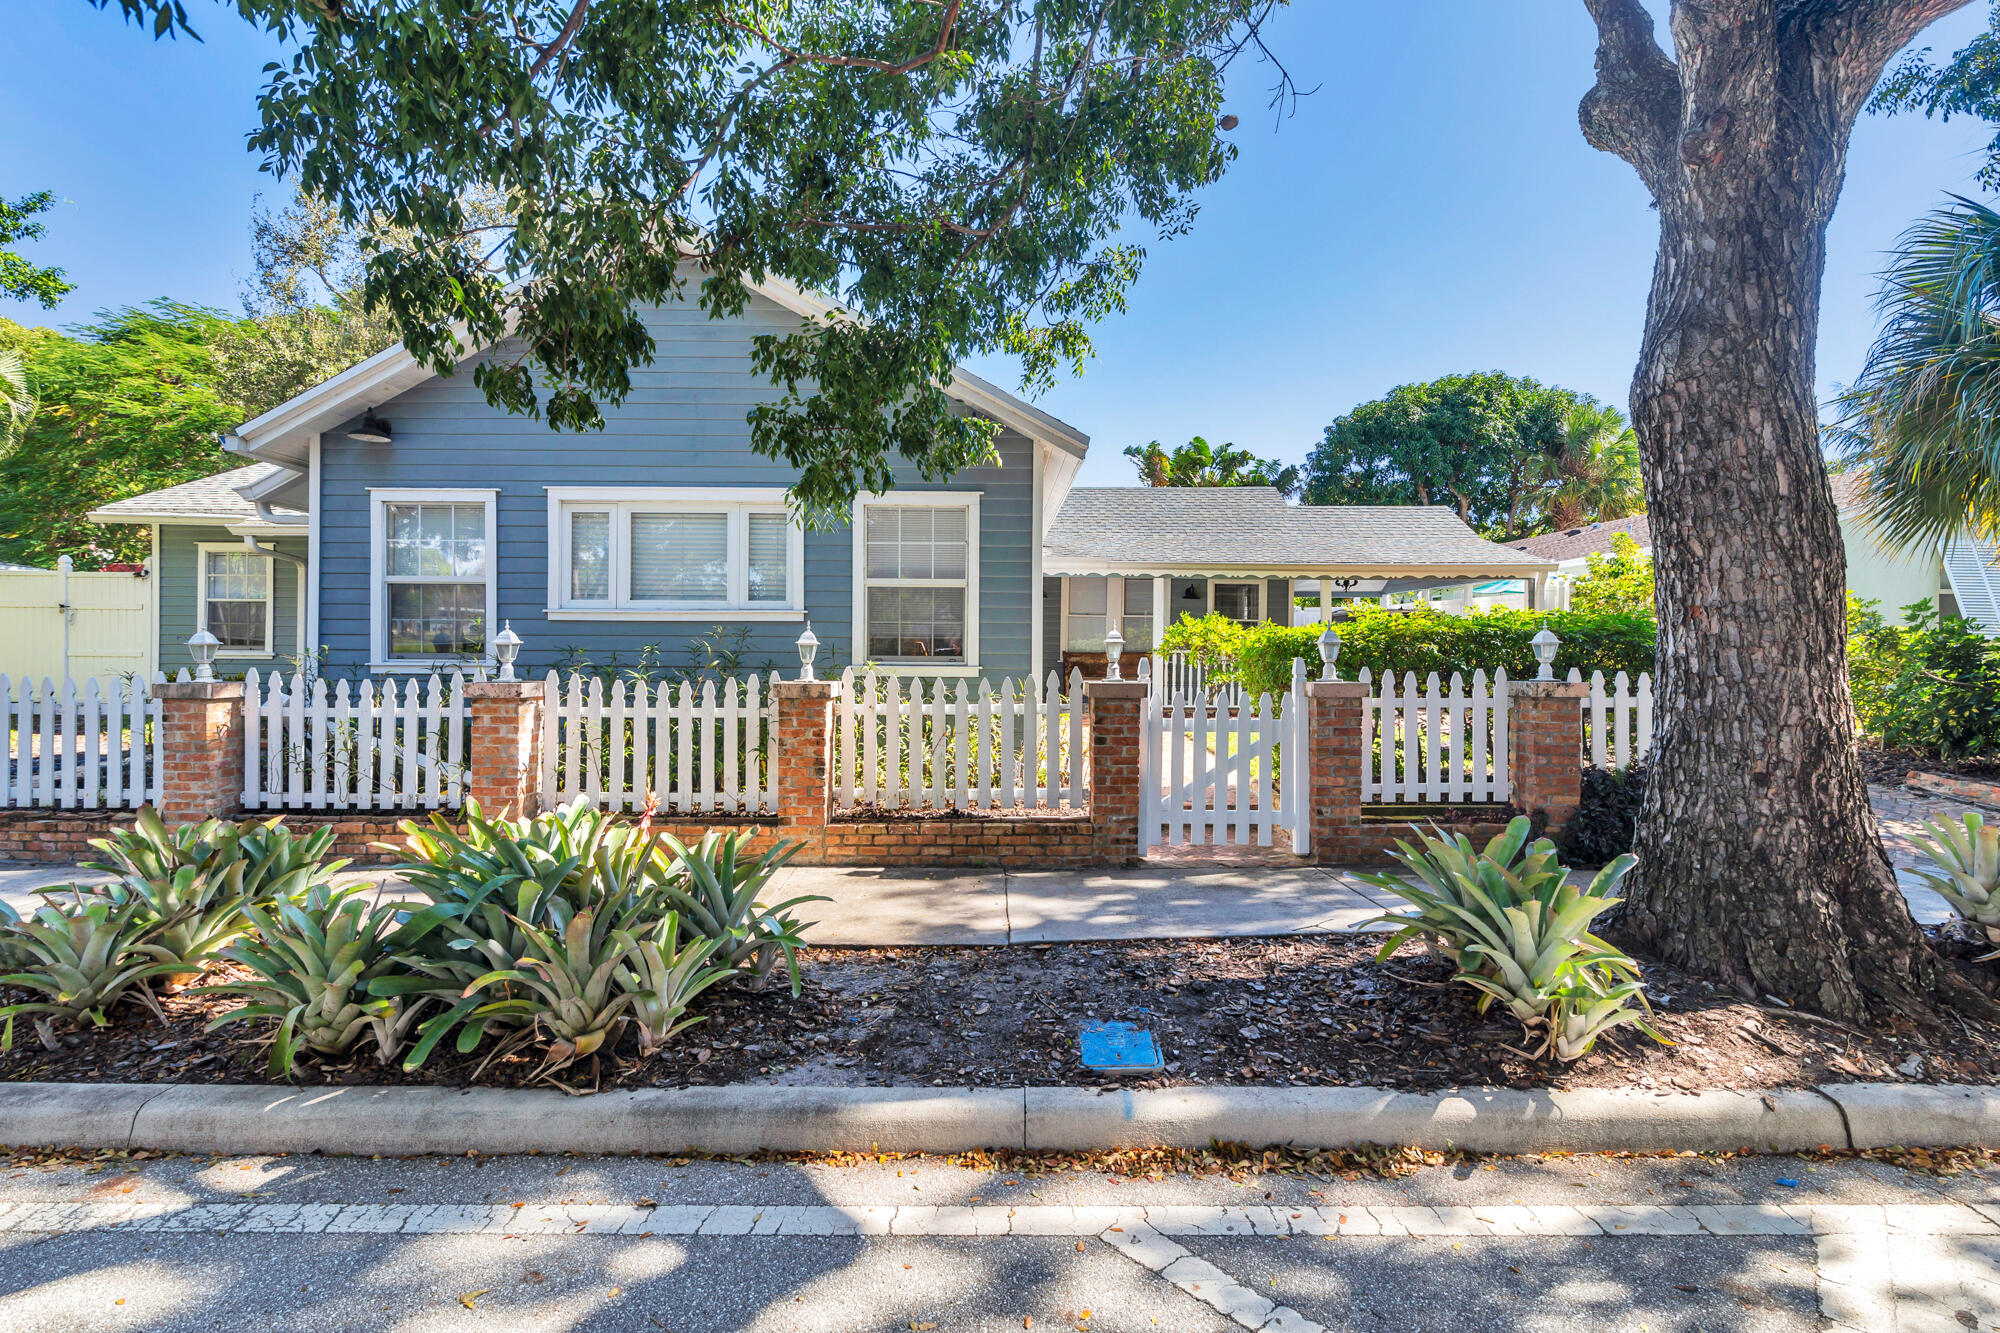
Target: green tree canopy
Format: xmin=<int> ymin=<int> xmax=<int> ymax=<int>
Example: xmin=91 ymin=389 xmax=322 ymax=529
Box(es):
xmin=0 ymin=192 xmax=76 ymax=309
xmin=90 ymin=0 xmax=1288 ymax=525
xmin=1873 ymin=2 xmax=2000 ymax=189
xmin=1301 ymin=371 xmax=1632 ymax=538
xmin=1122 ymin=435 xmax=1300 ymax=495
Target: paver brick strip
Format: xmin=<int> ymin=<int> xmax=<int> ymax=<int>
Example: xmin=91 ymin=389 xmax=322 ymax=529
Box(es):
xmin=0 ymin=1199 xmax=1989 ymax=1239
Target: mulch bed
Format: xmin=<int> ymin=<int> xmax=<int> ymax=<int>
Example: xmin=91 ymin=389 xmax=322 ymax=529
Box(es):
xmin=1859 ymin=744 xmax=2000 ymax=788
xmin=4 ymin=931 xmax=1995 ymax=1095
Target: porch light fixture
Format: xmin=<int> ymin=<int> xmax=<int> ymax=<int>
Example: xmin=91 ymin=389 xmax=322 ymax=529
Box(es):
xmin=796 ymin=622 xmax=819 ymax=681
xmin=1317 ymin=624 xmax=1341 ymax=682
xmin=347 ymin=413 xmax=393 ymax=444
xmin=1104 ymin=627 xmax=1124 ymax=680
xmin=492 ymin=621 xmax=522 ymax=681
xmin=187 ymin=629 xmax=219 ymax=682
xmin=1531 ymin=621 xmax=1560 ymax=681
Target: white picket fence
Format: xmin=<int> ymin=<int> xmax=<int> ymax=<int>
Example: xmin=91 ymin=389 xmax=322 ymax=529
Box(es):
xmin=833 ymin=668 xmax=1088 ymax=811
xmin=1358 ymin=667 xmax=1512 ymax=803
xmin=1574 ymin=667 xmax=1654 ymax=770
xmin=1 ymin=673 xmax=166 ymax=809
xmin=1142 ymin=658 xmax=1308 ymax=851
xmin=243 ymin=669 xmax=469 ymax=811
xmin=1153 ymin=651 xmax=1241 ymax=705
xmin=540 ymin=673 xmax=773 ymax=815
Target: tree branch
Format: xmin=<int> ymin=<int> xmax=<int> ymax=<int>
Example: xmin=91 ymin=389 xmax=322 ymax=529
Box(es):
xmin=1578 ymin=0 xmax=1684 ymax=197
xmin=1801 ymin=0 xmax=1976 ymax=114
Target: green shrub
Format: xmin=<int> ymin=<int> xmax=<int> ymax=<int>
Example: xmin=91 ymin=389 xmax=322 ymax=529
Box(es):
xmin=0 ymin=898 xmax=180 ymax=1050
xmin=1330 ymin=604 xmax=1655 ymax=682
xmin=1876 ymin=604 xmax=2000 ymax=757
xmin=1358 ymin=817 xmax=1668 ymax=1063
xmin=1233 ymin=624 xmax=1330 ymax=699
xmin=1156 ymin=611 xmax=1246 ymax=669
xmin=1567 ymin=533 xmax=1655 ymax=616
xmin=1907 ymin=810 xmax=2000 ymax=955
xmin=1846 ymin=595 xmax=1903 ymax=739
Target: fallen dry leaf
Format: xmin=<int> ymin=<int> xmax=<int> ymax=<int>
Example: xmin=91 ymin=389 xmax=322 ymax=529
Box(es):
xmin=458 ymin=1289 xmax=491 ymax=1310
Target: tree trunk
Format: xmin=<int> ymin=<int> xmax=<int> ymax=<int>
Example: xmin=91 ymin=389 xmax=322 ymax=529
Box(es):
xmin=1579 ymin=0 xmax=1993 ymax=1022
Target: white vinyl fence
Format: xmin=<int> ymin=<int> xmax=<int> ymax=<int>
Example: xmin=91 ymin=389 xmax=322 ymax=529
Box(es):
xmin=1574 ymin=668 xmax=1654 ymax=770
xmin=1142 ymin=657 xmax=1308 ymax=851
xmin=540 ymin=673 xmax=773 ymax=815
xmin=833 ymin=668 xmax=1087 ymax=811
xmin=1358 ymin=667 xmax=1512 ymax=804
xmin=1 ymin=673 xmax=165 ymax=809
xmin=243 ymin=670 xmax=469 ymax=811
xmin=1153 ymin=651 xmax=1241 ymax=705
xmin=0 ymin=556 xmax=152 ymax=682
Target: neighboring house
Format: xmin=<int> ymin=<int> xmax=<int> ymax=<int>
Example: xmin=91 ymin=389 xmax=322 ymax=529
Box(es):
xmin=88 ymin=272 xmax=1087 ymax=684
xmin=1038 ymin=487 xmax=1552 ymax=677
xmin=1501 ymin=474 xmax=1986 ymax=628
xmin=87 ymin=465 xmax=310 ymax=678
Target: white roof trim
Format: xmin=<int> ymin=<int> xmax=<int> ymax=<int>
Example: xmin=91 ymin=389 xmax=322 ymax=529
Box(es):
xmin=228 ymin=274 xmax=1089 ymax=462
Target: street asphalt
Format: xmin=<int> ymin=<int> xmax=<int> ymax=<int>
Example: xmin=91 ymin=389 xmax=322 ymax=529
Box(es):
xmin=0 ymin=1148 xmax=1990 ymax=1331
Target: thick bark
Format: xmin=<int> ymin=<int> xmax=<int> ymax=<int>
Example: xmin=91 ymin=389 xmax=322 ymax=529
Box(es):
xmin=1579 ymin=0 xmax=1992 ymax=1022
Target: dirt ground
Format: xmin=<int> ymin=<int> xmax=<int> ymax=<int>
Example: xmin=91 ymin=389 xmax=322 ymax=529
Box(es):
xmin=4 ymin=930 xmax=1994 ymax=1096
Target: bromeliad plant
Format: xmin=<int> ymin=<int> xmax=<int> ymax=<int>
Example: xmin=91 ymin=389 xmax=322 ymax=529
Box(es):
xmin=654 ymin=831 xmax=821 ymax=993
xmin=1359 ymin=817 xmax=1669 ymax=1063
xmin=1907 ymin=810 xmax=2000 ymax=959
xmin=82 ymin=810 xmax=348 ymax=978
xmin=0 ymin=898 xmax=181 ymax=1051
xmin=620 ymin=913 xmax=736 ymax=1057
xmin=198 ymin=885 xmax=438 ymax=1076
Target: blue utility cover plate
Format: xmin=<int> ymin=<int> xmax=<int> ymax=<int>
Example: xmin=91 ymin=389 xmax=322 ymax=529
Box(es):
xmin=1079 ymin=1021 xmax=1163 ymax=1075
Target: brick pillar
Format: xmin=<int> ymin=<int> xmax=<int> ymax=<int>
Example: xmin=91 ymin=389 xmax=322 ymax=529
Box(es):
xmin=464 ymin=679 xmax=545 ymax=818
xmin=1305 ymin=680 xmax=1368 ymax=864
xmin=1087 ymin=679 xmax=1148 ymax=866
xmin=153 ymin=680 xmax=245 ymax=825
xmin=770 ymin=679 xmax=835 ymax=864
xmin=1507 ymin=679 xmax=1587 ymax=838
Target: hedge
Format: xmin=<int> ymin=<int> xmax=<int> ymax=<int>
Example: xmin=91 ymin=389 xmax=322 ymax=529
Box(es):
xmin=1165 ymin=604 xmax=1657 ymax=701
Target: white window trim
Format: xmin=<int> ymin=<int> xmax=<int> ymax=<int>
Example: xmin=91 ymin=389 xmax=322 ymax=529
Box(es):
xmin=543 ymin=487 xmax=805 ymax=620
xmin=368 ymin=487 xmax=498 ymax=671
xmin=852 ymin=491 xmax=980 ymax=671
xmin=1209 ymin=578 xmax=1265 ymax=627
xmin=195 ymin=542 xmax=275 ymax=659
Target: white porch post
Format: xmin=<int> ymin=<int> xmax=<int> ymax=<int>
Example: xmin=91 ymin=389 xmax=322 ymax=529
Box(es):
xmin=1105 ymin=574 xmax=1125 ymax=649
xmin=1151 ymin=575 xmax=1168 ymax=672
xmin=1319 ymin=577 xmax=1333 ymax=623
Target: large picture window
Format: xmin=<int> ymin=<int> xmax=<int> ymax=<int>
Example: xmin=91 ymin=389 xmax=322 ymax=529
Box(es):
xmin=1212 ymin=580 xmax=1262 ymax=629
xmin=549 ymin=491 xmax=803 ymax=618
xmin=856 ymin=496 xmax=979 ymax=666
xmin=370 ymin=490 xmax=496 ymax=666
xmin=198 ymin=546 xmax=272 ymax=656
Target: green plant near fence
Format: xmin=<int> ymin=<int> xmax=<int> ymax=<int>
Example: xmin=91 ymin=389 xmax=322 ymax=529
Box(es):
xmin=1165 ymin=605 xmax=1657 ymax=701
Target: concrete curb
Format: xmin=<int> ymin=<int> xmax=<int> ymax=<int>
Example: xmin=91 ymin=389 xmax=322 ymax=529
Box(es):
xmin=0 ymin=1081 xmax=1989 ymax=1157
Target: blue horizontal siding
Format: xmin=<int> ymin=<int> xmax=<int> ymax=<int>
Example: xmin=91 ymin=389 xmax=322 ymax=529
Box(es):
xmin=315 ymin=290 xmax=1039 ymax=680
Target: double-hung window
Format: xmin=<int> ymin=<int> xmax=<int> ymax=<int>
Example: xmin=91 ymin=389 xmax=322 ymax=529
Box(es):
xmin=1212 ymin=580 xmax=1263 ymax=629
xmin=1064 ymin=577 xmax=1153 ymax=653
xmin=857 ymin=495 xmax=979 ymax=666
xmin=370 ymin=490 xmax=496 ymax=665
xmin=548 ymin=489 xmax=803 ymax=618
xmin=197 ymin=545 xmax=273 ymax=656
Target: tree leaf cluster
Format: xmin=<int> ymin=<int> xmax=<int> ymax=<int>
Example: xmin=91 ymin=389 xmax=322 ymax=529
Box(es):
xmin=1122 ymin=435 xmax=1299 ymax=495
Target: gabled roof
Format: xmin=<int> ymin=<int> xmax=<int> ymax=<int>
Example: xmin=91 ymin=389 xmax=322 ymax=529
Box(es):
xmin=86 ymin=463 xmax=305 ymax=529
xmin=1509 ymin=514 xmax=1652 ymax=563
xmin=224 ymin=270 xmax=1090 ymax=467
xmin=1042 ymin=488 xmax=1556 ymax=576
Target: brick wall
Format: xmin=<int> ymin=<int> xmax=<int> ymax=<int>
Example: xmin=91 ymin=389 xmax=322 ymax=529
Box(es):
xmin=1086 ymin=680 xmax=1147 ymax=866
xmin=820 ymin=815 xmax=1098 ymax=869
xmin=1507 ymin=680 xmax=1587 ymax=838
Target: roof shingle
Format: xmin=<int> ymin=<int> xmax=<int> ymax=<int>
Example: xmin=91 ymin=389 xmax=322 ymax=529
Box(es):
xmin=1042 ymin=488 xmax=1552 ymax=572
xmin=88 ymin=464 xmax=301 ymax=524
xmin=1509 ymin=514 xmax=1652 ymax=563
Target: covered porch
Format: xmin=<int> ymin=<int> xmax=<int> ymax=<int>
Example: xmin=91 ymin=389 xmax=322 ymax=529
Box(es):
xmin=1038 ymin=487 xmax=1559 ymax=681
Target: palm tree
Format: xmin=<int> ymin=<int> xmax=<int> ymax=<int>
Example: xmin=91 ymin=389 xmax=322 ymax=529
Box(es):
xmin=1833 ymin=196 xmax=2000 ymax=550
xmin=1537 ymin=399 xmax=1644 ymax=530
xmin=1122 ymin=436 xmax=1301 ymax=497
xmin=0 ymin=350 xmax=33 ymax=455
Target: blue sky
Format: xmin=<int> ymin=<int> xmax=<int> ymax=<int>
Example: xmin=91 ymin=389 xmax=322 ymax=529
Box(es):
xmin=6 ymin=2 xmax=1997 ymax=489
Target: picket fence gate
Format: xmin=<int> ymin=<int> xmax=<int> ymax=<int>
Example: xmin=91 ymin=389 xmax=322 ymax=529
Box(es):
xmin=1 ymin=673 xmax=168 ymax=810
xmin=540 ymin=673 xmax=773 ymax=815
xmin=1574 ymin=667 xmax=1654 ymax=770
xmin=1358 ymin=667 xmax=1511 ymax=804
xmin=833 ymin=668 xmax=1088 ymax=811
xmin=243 ymin=670 xmax=469 ymax=811
xmin=1141 ymin=657 xmax=1308 ymax=852
xmin=1152 ymin=651 xmax=1240 ymax=704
